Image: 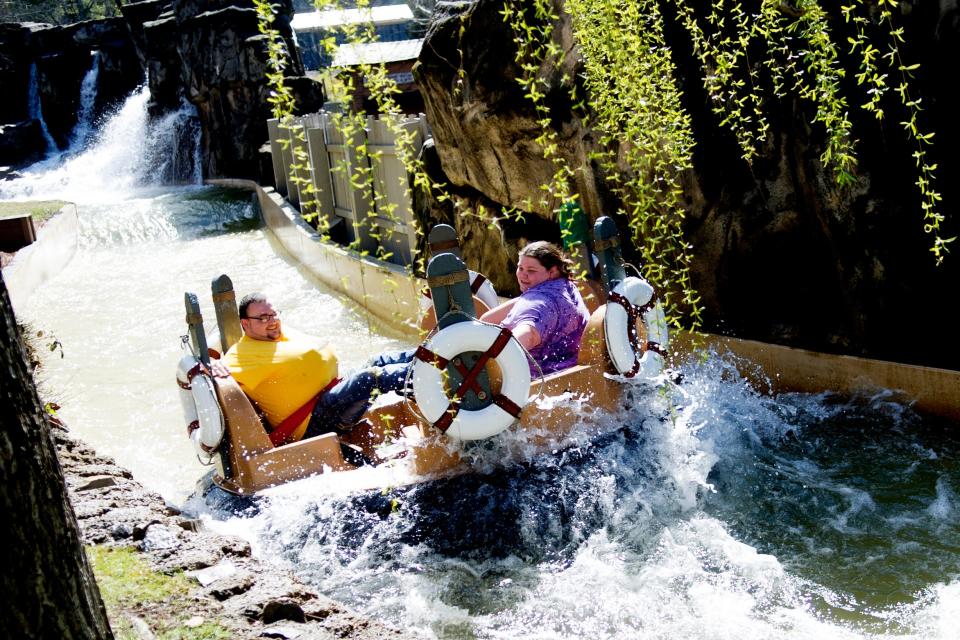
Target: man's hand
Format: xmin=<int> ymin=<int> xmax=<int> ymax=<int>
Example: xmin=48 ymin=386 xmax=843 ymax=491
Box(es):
xmin=208 ymin=359 xmax=232 ymax=378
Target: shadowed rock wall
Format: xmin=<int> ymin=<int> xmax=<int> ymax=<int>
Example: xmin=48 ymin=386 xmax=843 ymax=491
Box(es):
xmin=415 ymin=0 xmax=960 ymax=370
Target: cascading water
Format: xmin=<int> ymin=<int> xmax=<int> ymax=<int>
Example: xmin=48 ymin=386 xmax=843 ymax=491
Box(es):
xmin=0 ymin=87 xmax=201 ymax=203
xmin=143 ymin=98 xmax=204 ymax=184
xmin=7 ymin=88 xmax=959 ymax=640
xmin=68 ymin=50 xmax=101 ymax=152
xmin=27 ymin=62 xmax=58 ymax=154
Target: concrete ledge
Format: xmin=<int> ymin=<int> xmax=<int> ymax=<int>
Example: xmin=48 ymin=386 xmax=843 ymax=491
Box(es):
xmin=2 ymin=204 xmax=79 ymax=313
xmin=206 ymin=179 xmax=423 ymax=338
xmin=673 ymin=331 xmax=960 ymax=423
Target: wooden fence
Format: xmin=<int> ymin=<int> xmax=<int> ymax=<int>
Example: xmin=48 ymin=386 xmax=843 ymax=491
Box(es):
xmin=267 ymin=111 xmax=429 ymax=267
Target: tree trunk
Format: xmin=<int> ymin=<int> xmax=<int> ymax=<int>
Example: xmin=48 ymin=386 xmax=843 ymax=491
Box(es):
xmin=0 ymin=271 xmax=112 ymax=638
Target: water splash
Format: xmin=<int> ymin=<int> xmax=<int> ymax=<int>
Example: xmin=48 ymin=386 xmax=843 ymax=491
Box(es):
xmin=27 ymin=62 xmax=58 ymax=154
xmin=68 ymin=50 xmax=101 ymax=152
xmin=200 ymin=353 xmax=960 ymax=639
xmin=0 ymin=87 xmax=202 ymax=203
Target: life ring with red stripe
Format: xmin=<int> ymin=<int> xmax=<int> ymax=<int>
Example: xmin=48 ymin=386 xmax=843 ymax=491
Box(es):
xmin=420 ymin=270 xmax=499 ymax=312
xmin=603 ymin=276 xmax=669 ymax=378
xmin=411 ymin=320 xmax=531 ymax=440
xmin=176 ymin=355 xmax=225 ymax=459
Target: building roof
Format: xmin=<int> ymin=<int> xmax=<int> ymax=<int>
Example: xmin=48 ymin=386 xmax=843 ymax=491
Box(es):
xmin=292 ymin=4 xmax=413 ymax=32
xmin=332 ymin=38 xmax=423 ymax=66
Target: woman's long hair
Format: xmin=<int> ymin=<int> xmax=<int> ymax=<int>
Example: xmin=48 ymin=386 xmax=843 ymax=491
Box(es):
xmin=519 ymin=241 xmax=573 ymax=279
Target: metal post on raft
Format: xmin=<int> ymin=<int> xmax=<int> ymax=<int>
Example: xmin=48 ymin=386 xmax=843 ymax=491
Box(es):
xmin=558 ymin=200 xmax=594 ymax=280
xmin=593 ymin=216 xmax=626 ymax=292
xmin=211 ymin=275 xmax=242 ymax=355
xmin=426 ymin=252 xmax=492 ymax=410
xmin=184 ymin=292 xmax=210 ymax=365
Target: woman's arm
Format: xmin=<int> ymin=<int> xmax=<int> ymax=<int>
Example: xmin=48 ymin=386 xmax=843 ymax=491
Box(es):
xmin=511 ymin=322 xmax=542 ymax=351
xmin=480 ymin=297 xmax=519 ymax=325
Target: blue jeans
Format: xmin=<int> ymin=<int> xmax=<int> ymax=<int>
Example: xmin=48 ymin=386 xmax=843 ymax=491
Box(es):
xmin=303 ymin=349 xmax=414 ymax=438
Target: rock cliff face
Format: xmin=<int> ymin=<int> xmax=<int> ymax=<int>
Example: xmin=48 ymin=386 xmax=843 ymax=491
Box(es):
xmin=415 ymin=0 xmax=960 ymax=369
xmin=128 ymin=0 xmax=323 ymax=179
xmin=0 ymin=19 xmax=141 ymax=151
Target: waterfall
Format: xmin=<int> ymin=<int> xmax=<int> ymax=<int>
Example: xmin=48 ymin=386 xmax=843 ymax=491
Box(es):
xmin=142 ymin=99 xmax=204 ymax=184
xmin=27 ymin=62 xmax=58 ymax=154
xmin=68 ymin=51 xmax=101 ymax=152
xmin=0 ymin=87 xmax=204 ymax=203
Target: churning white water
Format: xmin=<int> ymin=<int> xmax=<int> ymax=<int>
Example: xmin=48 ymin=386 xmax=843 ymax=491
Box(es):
xmin=1 ymin=86 xmax=199 ymax=202
xmin=216 ymin=358 xmax=959 ymax=639
xmin=4 ymin=92 xmax=409 ymax=502
xmin=5 ymin=88 xmax=959 ymax=639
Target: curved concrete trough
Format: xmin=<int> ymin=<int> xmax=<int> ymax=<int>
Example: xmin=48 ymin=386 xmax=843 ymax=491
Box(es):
xmin=2 ymin=204 xmax=79 ymax=312
xmin=210 ymin=179 xmax=423 ymax=340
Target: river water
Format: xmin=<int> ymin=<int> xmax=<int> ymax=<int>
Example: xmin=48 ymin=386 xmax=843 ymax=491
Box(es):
xmin=4 ymin=90 xmax=958 ymax=639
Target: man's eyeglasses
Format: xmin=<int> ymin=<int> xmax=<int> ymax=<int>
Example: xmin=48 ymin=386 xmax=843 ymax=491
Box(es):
xmin=244 ymin=311 xmax=281 ymax=323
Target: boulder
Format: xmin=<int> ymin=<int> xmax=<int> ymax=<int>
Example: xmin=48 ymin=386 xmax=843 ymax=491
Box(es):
xmin=0 ymin=23 xmax=47 ymax=124
xmin=135 ymin=0 xmax=323 ymax=179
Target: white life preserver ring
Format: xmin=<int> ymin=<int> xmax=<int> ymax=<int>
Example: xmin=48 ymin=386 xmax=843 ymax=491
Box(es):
xmin=603 ymin=276 xmax=669 ymax=378
xmin=176 ymin=355 xmax=225 ymax=458
xmin=412 ymin=320 xmax=531 ymax=441
xmin=419 ymin=270 xmax=499 ymax=312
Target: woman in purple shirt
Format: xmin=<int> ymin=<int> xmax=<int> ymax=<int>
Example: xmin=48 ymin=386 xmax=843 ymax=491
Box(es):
xmin=480 ymin=241 xmax=590 ymax=376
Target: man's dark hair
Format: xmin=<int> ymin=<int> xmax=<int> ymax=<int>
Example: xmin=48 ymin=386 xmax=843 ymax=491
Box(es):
xmin=238 ymin=292 xmax=269 ymax=319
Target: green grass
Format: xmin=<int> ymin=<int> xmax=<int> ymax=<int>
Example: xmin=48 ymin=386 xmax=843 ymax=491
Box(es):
xmin=0 ymin=200 xmax=69 ymax=223
xmin=86 ymin=546 xmax=233 ymax=640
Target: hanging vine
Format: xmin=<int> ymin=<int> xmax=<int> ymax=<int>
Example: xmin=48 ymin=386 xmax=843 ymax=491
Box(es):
xmin=256 ymin=0 xmax=952 ymax=336
xmin=565 ymin=0 xmax=702 ymax=326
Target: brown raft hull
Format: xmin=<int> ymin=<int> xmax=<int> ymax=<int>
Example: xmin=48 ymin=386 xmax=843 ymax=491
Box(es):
xmin=211 ymin=302 xmax=629 ymax=496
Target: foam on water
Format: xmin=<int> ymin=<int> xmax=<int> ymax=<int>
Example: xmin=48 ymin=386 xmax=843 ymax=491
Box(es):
xmin=200 ymin=354 xmax=960 ymax=639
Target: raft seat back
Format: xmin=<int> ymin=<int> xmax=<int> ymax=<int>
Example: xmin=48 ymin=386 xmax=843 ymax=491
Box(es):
xmin=558 ymin=200 xmax=596 ymax=281
xmin=211 ymin=274 xmax=243 ymax=355
xmin=213 ymin=375 xmax=351 ymax=494
xmin=420 ymin=223 xmax=498 ymax=333
xmin=593 ymin=216 xmax=626 ymax=293
xmin=424 ymin=252 xmax=493 ymax=412
xmin=184 ymin=292 xmax=210 ymax=365
xmin=427 ymin=224 xmax=463 ymax=260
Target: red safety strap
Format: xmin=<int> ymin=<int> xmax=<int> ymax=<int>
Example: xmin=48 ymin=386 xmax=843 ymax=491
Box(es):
xmin=269 ymin=376 xmax=342 ymax=447
xmin=469 ymin=273 xmax=487 ymax=295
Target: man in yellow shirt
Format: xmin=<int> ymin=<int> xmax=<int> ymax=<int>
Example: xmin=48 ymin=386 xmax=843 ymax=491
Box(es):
xmin=221 ymin=293 xmax=407 ymax=447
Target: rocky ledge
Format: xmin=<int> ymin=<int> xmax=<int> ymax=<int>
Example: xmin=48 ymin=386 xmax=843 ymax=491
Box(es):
xmin=52 ymin=417 xmax=417 ymax=640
